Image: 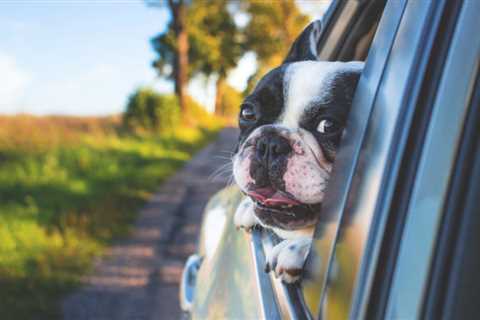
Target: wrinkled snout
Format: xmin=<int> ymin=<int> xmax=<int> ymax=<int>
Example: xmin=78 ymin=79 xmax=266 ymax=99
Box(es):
xmin=233 ymin=124 xmax=331 ymax=206
xmin=255 ymin=134 xmax=292 ymax=167
xmin=251 ymin=133 xmax=292 ymax=188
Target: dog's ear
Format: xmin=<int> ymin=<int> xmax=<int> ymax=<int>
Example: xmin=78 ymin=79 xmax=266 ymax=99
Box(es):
xmin=283 ymin=20 xmax=322 ymax=64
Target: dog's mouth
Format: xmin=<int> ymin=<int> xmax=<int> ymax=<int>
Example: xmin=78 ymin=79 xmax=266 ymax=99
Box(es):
xmin=246 ymin=186 xmax=320 ymax=230
xmin=247 ymin=187 xmax=302 ymax=207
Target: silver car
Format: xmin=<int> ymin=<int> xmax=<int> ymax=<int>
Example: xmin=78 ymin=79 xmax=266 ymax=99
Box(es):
xmin=181 ymin=0 xmax=480 ymax=318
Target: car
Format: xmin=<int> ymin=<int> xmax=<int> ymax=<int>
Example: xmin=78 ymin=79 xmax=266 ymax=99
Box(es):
xmin=179 ymin=0 xmax=480 ymax=318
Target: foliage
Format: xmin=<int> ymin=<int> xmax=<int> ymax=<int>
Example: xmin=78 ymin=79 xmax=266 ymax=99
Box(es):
xmin=243 ymin=0 xmax=309 ymax=67
xmin=183 ymin=96 xmax=219 ymax=127
xmin=242 ymin=0 xmax=309 ymax=93
xmin=152 ymin=0 xmax=242 ymax=80
xmin=151 ymin=0 xmax=243 ymax=114
xmin=123 ymin=88 xmax=180 ymax=133
xmin=149 ymin=0 xmax=310 ymax=113
xmin=217 ymin=84 xmax=242 ymax=117
xmin=187 ymin=0 xmax=243 ymax=79
xmin=0 ymin=115 xmax=220 ymax=319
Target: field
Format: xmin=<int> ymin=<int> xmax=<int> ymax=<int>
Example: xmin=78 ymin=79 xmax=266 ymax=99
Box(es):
xmin=0 ymin=115 xmax=221 ymax=319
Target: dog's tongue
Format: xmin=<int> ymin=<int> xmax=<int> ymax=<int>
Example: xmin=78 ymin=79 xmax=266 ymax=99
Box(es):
xmin=248 ymin=188 xmax=301 ymax=206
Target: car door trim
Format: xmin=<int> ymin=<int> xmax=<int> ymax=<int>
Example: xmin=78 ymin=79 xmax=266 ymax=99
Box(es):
xmin=251 ymin=229 xmax=282 ymax=319
xmin=384 ymin=1 xmax=480 ymax=317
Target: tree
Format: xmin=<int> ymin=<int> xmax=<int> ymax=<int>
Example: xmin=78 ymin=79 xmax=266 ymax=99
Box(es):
xmin=150 ymin=0 xmax=243 ymax=115
xmin=149 ymin=0 xmax=189 ymax=113
xmin=187 ymin=0 xmax=243 ymax=114
xmin=148 ymin=0 xmax=307 ymax=112
xmin=242 ymin=0 xmax=309 ymax=93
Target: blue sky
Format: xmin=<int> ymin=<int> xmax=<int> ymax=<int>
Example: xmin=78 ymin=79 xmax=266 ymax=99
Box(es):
xmin=0 ymin=1 xmax=174 ymax=115
xmin=0 ymin=0 xmax=328 ymax=116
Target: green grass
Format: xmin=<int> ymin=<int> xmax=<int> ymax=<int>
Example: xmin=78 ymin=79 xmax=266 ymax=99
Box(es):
xmin=0 ymin=116 xmax=221 ymax=319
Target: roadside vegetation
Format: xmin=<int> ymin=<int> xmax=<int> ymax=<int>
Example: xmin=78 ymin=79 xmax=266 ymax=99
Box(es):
xmin=0 ymin=104 xmax=223 ymax=319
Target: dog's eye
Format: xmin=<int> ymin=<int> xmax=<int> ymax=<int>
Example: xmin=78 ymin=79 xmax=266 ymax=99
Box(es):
xmin=241 ymin=107 xmax=257 ymax=122
xmin=317 ymin=119 xmax=338 ymax=134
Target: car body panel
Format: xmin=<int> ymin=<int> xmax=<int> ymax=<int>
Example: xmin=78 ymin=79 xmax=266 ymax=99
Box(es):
xmin=192 ymin=186 xmax=288 ymax=319
xmin=191 ymin=186 xmax=266 ymax=319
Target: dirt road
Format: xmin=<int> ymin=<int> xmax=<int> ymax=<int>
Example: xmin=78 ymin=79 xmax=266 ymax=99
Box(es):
xmin=62 ymin=128 xmax=238 ymax=320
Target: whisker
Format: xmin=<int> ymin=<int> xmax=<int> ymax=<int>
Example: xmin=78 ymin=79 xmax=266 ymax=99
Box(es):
xmin=208 ymin=162 xmax=231 ymax=177
xmin=208 ymin=163 xmax=233 ymax=182
xmin=213 ymin=155 xmax=234 ymax=160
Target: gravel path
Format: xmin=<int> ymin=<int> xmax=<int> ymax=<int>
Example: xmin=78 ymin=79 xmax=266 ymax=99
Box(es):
xmin=62 ymin=128 xmax=238 ymax=320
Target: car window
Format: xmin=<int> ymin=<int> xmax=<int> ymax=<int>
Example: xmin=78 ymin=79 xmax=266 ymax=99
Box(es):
xmin=253 ymin=0 xmax=387 ymax=317
xmin=300 ymin=0 xmax=406 ymax=316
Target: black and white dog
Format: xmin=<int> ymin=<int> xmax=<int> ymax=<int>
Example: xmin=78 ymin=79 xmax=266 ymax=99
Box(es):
xmin=233 ymin=21 xmax=363 ymax=283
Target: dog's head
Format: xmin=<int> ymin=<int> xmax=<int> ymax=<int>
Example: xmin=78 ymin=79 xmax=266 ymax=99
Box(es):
xmin=233 ymin=21 xmax=363 ymax=231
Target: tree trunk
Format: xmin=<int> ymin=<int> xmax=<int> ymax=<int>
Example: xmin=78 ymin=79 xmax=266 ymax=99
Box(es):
xmin=214 ymin=75 xmax=226 ymax=115
xmin=169 ymin=0 xmax=189 ymax=114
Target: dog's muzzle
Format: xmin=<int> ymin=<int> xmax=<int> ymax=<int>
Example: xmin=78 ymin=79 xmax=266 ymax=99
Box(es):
xmin=233 ymin=126 xmax=329 ymax=230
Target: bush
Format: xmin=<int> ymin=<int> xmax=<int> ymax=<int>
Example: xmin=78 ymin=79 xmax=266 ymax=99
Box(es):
xmin=180 ymin=96 xmax=226 ymax=130
xmin=123 ymin=88 xmax=180 ymax=133
xmin=219 ymin=84 xmax=242 ymax=118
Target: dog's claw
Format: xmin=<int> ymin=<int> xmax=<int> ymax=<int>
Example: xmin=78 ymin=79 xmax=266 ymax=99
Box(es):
xmin=264 ymin=238 xmax=312 ymax=284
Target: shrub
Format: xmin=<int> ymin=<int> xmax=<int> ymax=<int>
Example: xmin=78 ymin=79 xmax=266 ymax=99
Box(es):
xmin=123 ymin=88 xmax=180 ymax=133
xmin=219 ymin=84 xmax=242 ymax=118
xmin=185 ymin=96 xmax=212 ymax=122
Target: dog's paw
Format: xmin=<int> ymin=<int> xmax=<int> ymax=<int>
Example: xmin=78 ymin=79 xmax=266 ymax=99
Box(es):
xmin=265 ymin=237 xmax=312 ymax=284
xmin=234 ymin=197 xmax=258 ymax=232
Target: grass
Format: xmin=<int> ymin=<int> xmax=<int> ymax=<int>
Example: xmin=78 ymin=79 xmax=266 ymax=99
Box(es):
xmin=0 ymin=115 xmax=222 ymax=319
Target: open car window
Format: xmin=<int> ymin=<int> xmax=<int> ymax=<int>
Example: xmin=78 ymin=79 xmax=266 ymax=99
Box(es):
xmin=253 ymin=0 xmax=387 ymax=317
xmin=261 ymin=0 xmax=480 ymax=318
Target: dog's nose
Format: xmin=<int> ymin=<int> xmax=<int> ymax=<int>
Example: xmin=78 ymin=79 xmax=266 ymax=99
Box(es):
xmin=256 ymin=135 xmax=292 ymax=165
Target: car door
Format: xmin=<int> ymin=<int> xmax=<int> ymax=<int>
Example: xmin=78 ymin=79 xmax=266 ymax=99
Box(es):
xmin=368 ymin=1 xmax=480 ymax=318
xmin=305 ymin=0 xmax=480 ymax=319
xmin=180 ymin=0 xmax=479 ymax=318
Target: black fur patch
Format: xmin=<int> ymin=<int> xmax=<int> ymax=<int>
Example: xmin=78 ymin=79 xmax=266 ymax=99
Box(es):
xmin=237 ymin=66 xmax=287 ymax=148
xmin=283 ymin=21 xmax=322 ymax=64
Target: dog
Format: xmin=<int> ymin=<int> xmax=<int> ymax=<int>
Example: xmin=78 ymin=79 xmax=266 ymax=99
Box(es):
xmin=232 ymin=20 xmax=363 ymax=283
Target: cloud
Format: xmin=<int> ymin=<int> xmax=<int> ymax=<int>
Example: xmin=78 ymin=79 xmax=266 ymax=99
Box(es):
xmin=27 ymin=64 xmax=131 ymax=116
xmin=0 ymin=53 xmax=31 ymax=112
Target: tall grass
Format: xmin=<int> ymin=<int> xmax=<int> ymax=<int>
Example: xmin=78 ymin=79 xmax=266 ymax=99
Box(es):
xmin=0 ymin=115 xmax=221 ymax=319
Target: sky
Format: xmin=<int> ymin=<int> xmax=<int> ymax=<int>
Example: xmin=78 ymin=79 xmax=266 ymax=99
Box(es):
xmin=0 ymin=0 xmax=329 ymax=116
